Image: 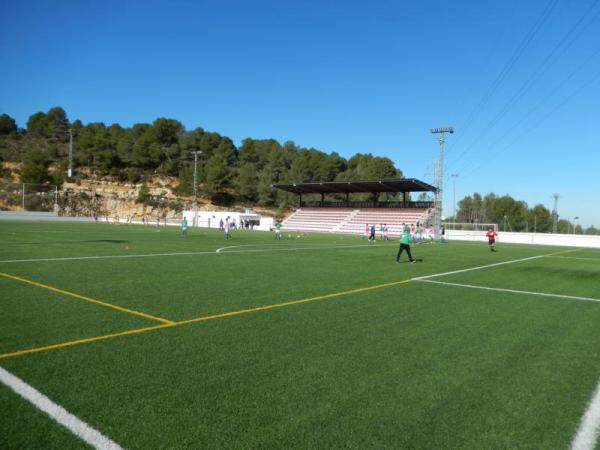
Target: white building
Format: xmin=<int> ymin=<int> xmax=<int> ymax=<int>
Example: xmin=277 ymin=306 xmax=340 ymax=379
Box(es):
xmin=182 ymin=209 xmax=274 ymax=231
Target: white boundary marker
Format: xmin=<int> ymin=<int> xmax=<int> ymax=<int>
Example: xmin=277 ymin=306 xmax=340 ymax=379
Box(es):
xmin=571 ymin=378 xmax=600 ymax=450
xmin=0 ymin=366 xmax=123 ymax=449
xmin=417 ymin=279 xmax=600 ymax=304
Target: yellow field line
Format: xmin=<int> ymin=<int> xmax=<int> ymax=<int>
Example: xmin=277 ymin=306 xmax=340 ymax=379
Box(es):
xmin=0 ymin=278 xmax=414 ymax=360
xmin=0 ymin=272 xmax=174 ymax=325
xmin=177 ymin=279 xmax=414 ymax=325
xmin=0 ymin=323 xmax=174 ymax=360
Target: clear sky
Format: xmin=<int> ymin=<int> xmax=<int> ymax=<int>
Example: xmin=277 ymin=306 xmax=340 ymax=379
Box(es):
xmin=1 ymin=0 xmax=599 ymax=227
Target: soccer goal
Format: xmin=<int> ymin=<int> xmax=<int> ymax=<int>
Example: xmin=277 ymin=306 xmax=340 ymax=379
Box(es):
xmin=442 ymin=222 xmax=498 ymax=240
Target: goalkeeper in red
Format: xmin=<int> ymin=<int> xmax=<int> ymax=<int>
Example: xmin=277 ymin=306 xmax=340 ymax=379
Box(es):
xmin=486 ymin=228 xmax=498 ymax=252
xmin=396 ymin=228 xmax=415 ymax=263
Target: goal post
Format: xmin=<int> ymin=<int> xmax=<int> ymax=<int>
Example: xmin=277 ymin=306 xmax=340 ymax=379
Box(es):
xmin=442 ymin=222 xmax=498 ymax=241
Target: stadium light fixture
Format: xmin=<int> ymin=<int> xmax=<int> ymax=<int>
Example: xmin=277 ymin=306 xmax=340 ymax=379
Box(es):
xmin=430 ymin=127 xmax=454 ymax=134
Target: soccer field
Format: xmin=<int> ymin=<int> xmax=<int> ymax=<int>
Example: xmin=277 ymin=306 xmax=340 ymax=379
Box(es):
xmin=1 ymin=220 xmax=600 ymax=449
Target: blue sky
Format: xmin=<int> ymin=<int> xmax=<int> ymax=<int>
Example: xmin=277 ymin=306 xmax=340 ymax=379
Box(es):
xmin=1 ymin=0 xmax=599 ymax=227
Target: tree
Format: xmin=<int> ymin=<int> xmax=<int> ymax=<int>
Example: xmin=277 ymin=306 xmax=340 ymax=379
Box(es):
xmin=527 ymin=204 xmax=553 ymax=232
xmin=27 ymin=112 xmax=49 ymax=137
xmin=237 ymin=163 xmax=258 ymax=203
xmin=176 ymin=164 xmax=193 ymax=195
xmin=21 ymin=150 xmax=51 ymax=184
xmin=46 ymin=107 xmax=69 ymax=142
xmin=0 ymin=114 xmax=17 ymax=134
xmin=204 ymin=140 xmax=237 ymax=199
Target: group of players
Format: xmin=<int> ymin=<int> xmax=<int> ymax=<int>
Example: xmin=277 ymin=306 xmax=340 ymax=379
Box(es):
xmin=180 ymin=215 xmax=499 ymax=261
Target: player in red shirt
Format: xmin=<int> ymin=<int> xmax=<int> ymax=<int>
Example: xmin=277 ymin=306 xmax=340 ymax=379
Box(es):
xmin=486 ymin=228 xmax=498 ymax=252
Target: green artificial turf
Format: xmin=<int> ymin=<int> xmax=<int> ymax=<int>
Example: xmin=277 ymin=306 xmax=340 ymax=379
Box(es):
xmin=1 ymin=220 xmax=600 ymax=448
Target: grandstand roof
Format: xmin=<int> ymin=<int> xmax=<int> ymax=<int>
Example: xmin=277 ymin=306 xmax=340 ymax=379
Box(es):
xmin=273 ymin=178 xmax=436 ymax=195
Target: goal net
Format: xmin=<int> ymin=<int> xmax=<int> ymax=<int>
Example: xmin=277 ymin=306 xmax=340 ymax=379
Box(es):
xmin=442 ymin=222 xmax=498 ymax=240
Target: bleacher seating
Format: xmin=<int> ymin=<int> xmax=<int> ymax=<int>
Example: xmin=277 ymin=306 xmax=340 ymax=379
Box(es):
xmin=282 ymin=207 xmax=429 ymax=236
xmin=338 ymin=208 xmax=428 ymax=237
xmin=281 ymin=208 xmax=353 ymax=233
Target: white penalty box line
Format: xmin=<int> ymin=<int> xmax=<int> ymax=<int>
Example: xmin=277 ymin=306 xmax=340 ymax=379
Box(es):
xmin=417 ymin=279 xmax=600 ymax=304
xmin=412 ymin=251 xmax=600 ymax=304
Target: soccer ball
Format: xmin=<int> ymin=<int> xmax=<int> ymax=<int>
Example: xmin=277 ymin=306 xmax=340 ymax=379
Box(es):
xmin=297 ymin=235 xmax=300 ymax=238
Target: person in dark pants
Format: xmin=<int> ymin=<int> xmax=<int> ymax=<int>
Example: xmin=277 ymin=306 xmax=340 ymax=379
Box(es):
xmin=396 ymin=228 xmax=415 ymax=263
xmin=369 ymin=224 xmax=376 ymax=243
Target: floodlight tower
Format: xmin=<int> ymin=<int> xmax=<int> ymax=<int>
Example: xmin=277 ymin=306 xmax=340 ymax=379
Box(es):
xmin=430 ymin=126 xmax=454 ymax=239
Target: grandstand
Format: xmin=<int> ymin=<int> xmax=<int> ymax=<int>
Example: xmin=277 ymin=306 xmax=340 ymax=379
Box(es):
xmin=274 ymin=178 xmax=435 ymax=236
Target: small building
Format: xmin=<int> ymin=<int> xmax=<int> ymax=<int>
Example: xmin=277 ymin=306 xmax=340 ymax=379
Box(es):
xmin=182 ymin=209 xmax=274 ymax=231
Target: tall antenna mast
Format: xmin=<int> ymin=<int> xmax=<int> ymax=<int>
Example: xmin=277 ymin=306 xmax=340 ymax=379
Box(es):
xmin=430 ymin=126 xmax=454 ymax=239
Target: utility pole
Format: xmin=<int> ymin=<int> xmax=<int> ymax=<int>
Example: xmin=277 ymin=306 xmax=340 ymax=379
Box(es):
xmin=190 ymin=151 xmax=202 ymax=226
xmin=430 ymin=127 xmax=454 ymax=239
xmin=68 ymin=128 xmax=73 ymax=178
xmin=451 ymin=173 xmax=459 ymax=223
xmin=552 ymin=193 xmax=559 ymax=233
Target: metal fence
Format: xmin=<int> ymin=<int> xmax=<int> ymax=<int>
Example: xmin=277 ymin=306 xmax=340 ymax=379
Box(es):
xmin=0 ymin=181 xmax=59 ymax=212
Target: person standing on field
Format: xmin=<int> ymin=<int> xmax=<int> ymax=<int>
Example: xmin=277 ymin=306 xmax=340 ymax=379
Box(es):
xmin=180 ymin=217 xmax=188 ymax=237
xmin=396 ymin=228 xmax=415 ymax=263
xmin=486 ymin=228 xmax=498 ymax=252
xmin=224 ymin=217 xmax=231 ymax=240
xmin=369 ymin=224 xmax=376 ymax=243
xmin=274 ymin=221 xmax=282 ymax=240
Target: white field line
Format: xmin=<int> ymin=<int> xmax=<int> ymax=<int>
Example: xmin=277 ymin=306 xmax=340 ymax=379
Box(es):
xmin=0 ymin=366 xmax=123 ymax=450
xmin=548 ymin=256 xmax=600 ymax=262
xmin=215 ymin=244 xmax=256 ymax=253
xmin=413 ymin=255 xmax=543 ymax=281
xmin=0 ymin=250 xmax=216 ymax=264
xmin=571 ymin=377 xmax=600 ymax=450
xmin=417 ymin=279 xmax=600 ymax=304
xmin=0 ymin=243 xmax=391 ymax=264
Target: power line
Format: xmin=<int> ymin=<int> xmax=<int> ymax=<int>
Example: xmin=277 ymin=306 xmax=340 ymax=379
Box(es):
xmin=457 ymin=43 xmax=600 ymax=174
xmin=448 ymin=0 xmax=600 ymax=169
xmin=445 ymin=0 xmax=559 ymax=157
xmin=459 ymin=66 xmax=600 ymax=180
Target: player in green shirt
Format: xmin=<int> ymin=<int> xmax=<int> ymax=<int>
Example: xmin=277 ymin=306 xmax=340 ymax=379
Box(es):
xmin=180 ymin=217 xmax=188 ymax=237
xmin=396 ymin=229 xmax=415 ymax=263
xmin=274 ymin=222 xmax=282 ymax=240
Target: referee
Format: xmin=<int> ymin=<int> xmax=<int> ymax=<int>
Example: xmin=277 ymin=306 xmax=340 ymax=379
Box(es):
xmin=396 ymin=227 xmax=415 ymax=263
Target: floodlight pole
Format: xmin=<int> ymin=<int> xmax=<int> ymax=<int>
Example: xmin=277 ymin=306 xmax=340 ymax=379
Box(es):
xmin=430 ymin=127 xmax=454 ymax=240
xmin=451 ymin=173 xmax=459 ymax=223
xmin=68 ymin=128 xmax=73 ymax=178
xmin=190 ymin=151 xmax=202 ymax=225
xmin=552 ymin=193 xmax=559 ymax=233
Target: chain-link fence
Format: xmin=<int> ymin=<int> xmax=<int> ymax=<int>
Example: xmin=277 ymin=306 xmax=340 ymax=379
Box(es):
xmin=0 ymin=181 xmax=59 ymax=212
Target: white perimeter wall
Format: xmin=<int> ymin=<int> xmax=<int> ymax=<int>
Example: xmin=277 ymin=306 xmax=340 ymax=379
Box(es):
xmin=182 ymin=210 xmax=274 ymax=231
xmin=448 ymin=230 xmax=600 ymax=249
